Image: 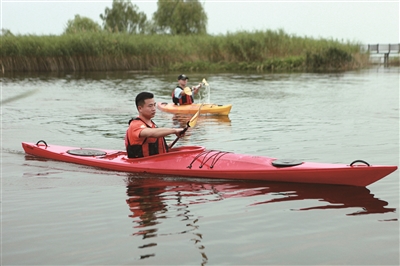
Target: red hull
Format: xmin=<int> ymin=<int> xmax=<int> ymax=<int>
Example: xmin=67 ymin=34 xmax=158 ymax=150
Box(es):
xmin=22 ymin=141 xmax=397 ymax=187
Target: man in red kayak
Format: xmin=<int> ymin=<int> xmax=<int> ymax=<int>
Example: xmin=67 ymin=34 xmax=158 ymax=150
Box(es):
xmin=172 ymin=74 xmax=202 ymax=105
xmin=125 ymin=92 xmax=185 ymax=158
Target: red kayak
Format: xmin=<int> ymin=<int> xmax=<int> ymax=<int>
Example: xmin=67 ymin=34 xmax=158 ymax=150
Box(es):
xmin=22 ymin=140 xmax=397 ymax=187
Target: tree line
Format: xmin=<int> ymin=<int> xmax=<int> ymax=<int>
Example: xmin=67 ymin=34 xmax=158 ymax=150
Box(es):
xmin=2 ymin=0 xmax=375 ymax=72
xmin=64 ymin=0 xmax=207 ymax=36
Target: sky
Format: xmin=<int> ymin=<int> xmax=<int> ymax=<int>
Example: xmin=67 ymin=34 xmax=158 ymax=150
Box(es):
xmin=1 ymin=0 xmax=399 ymax=45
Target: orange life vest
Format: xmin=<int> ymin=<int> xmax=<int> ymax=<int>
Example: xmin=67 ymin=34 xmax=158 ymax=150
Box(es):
xmin=125 ymin=118 xmax=168 ymax=158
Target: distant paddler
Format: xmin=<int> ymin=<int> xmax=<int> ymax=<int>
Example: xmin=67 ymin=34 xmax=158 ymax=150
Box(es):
xmin=172 ymin=74 xmax=203 ymax=105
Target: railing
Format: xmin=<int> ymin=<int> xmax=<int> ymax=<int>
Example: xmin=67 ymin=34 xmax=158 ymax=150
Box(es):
xmin=367 ymin=43 xmax=400 ymax=54
xmin=361 ymin=43 xmax=400 ymax=66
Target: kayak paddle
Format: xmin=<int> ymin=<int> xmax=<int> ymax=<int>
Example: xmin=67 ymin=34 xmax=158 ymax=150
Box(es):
xmin=202 ymin=78 xmax=209 ymax=86
xmin=1 ymin=89 xmax=38 ymax=105
xmin=169 ymin=103 xmax=203 ymax=149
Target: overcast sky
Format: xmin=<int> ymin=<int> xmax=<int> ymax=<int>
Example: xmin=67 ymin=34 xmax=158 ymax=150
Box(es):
xmin=1 ymin=0 xmax=399 ymax=44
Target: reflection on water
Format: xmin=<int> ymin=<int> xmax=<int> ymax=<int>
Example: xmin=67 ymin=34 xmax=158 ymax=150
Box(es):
xmin=125 ymin=175 xmax=208 ymax=263
xmin=124 ymin=174 xmax=395 ymax=262
xmin=250 ymin=183 xmax=396 ymax=216
xmin=4 ymin=69 xmax=398 ymax=265
xmin=171 ymin=113 xmax=231 ymax=128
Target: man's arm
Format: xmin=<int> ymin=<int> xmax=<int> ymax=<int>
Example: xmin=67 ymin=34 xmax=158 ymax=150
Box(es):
xmin=192 ymin=83 xmax=202 ymax=94
xmin=140 ymin=127 xmax=185 ymax=138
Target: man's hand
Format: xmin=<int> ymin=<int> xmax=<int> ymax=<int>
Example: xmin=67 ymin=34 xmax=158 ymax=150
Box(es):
xmin=175 ymin=128 xmax=186 ymax=137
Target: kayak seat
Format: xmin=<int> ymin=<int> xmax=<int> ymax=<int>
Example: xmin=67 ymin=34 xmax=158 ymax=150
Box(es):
xmin=272 ymin=159 xmax=303 ymax=167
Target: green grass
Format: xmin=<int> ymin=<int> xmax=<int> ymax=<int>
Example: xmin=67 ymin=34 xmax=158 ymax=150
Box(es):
xmin=0 ymin=30 xmax=368 ymax=72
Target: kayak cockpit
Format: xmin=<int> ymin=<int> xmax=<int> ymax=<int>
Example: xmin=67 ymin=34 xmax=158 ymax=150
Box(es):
xmin=120 ymin=145 xmax=207 ymax=162
xmin=169 ymin=145 xmax=205 ymax=153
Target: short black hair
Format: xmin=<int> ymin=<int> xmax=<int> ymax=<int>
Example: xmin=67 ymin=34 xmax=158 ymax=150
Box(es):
xmin=135 ymin=92 xmax=154 ymax=108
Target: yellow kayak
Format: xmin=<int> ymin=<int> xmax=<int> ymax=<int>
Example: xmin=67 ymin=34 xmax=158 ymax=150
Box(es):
xmin=157 ymin=102 xmax=232 ymax=115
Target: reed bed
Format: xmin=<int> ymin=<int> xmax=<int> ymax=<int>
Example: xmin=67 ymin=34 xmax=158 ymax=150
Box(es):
xmin=0 ymin=30 xmax=368 ymax=73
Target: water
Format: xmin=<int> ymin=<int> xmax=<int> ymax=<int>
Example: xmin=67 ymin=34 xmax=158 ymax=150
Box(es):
xmin=1 ymin=67 xmax=399 ymax=265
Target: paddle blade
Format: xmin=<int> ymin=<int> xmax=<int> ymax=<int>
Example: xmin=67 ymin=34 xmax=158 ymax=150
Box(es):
xmin=202 ymin=78 xmax=209 ymax=86
xmin=183 ymin=87 xmax=192 ymax=95
xmin=188 ymin=104 xmax=203 ymax=128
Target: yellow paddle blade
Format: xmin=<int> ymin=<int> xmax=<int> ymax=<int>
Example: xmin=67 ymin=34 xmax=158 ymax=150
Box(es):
xmin=169 ymin=104 xmax=203 ymax=149
xmin=188 ymin=104 xmax=203 ymax=128
xmin=183 ymin=87 xmax=192 ymax=95
xmin=202 ymin=78 xmax=209 ymax=86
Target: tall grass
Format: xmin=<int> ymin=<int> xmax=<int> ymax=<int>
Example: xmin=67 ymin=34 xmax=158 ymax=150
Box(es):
xmin=0 ymin=30 xmax=368 ymax=72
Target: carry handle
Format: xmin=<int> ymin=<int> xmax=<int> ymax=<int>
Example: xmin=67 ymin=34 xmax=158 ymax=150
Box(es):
xmin=35 ymin=140 xmax=48 ymax=147
xmin=350 ymin=160 xmax=370 ymax=166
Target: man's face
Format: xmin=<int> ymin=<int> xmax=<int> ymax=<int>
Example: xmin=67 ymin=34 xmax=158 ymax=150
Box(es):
xmin=139 ymin=98 xmax=156 ymax=119
xmin=178 ymin=78 xmax=188 ymax=87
